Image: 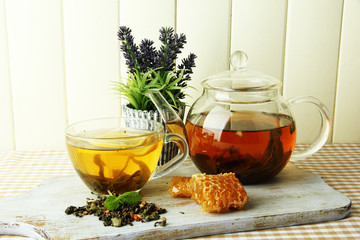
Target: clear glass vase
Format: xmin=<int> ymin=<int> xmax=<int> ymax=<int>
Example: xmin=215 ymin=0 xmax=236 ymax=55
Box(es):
xmin=122 ymin=104 xmax=185 ymax=166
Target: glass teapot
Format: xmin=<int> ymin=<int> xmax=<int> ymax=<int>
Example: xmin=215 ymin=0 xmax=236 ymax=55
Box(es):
xmin=185 ymin=51 xmax=331 ymax=184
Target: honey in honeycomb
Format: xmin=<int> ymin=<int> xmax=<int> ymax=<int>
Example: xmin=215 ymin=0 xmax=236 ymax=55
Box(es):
xmin=168 ymin=173 xmax=249 ymax=213
xmin=168 ymin=176 xmax=192 ymax=197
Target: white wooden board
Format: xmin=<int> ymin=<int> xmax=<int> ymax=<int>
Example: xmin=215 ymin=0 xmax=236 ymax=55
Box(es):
xmin=177 ymin=0 xmax=231 ymax=108
xmin=283 ymin=0 xmax=343 ymax=143
xmin=0 ymin=161 xmax=351 ymax=240
xmin=5 ymin=0 xmax=67 ymax=150
xmin=0 ymin=0 xmax=14 ymax=151
xmin=0 ymin=0 xmax=359 ymax=151
xmin=333 ymin=0 xmax=360 ymax=143
xmin=119 ymin=0 xmax=176 ymax=81
xmin=231 ymin=0 xmax=287 ymax=82
xmin=63 ymin=0 xmax=121 ymax=124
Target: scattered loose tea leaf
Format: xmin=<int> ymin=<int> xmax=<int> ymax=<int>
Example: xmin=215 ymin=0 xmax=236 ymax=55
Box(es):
xmin=65 ymin=194 xmax=167 ymax=228
xmin=154 ymin=217 xmax=167 ymax=227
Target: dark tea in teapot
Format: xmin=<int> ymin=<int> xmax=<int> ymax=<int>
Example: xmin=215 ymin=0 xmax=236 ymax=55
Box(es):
xmin=185 ymin=111 xmax=296 ymax=184
xmin=185 ymin=52 xmax=330 ymax=183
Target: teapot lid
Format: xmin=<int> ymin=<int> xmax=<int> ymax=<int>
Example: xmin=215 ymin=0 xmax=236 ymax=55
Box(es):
xmin=202 ymin=51 xmax=281 ymax=91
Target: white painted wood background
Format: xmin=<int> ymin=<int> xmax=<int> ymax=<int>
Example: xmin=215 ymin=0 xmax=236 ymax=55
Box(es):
xmin=0 ymin=0 xmax=359 ymax=151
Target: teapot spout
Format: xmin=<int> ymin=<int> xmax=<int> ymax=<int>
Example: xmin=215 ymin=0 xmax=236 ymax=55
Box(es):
xmin=146 ymin=90 xmax=188 ymax=142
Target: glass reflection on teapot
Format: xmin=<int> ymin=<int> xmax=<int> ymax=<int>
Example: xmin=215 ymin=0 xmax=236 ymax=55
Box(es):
xmin=185 ymin=51 xmax=330 ymax=184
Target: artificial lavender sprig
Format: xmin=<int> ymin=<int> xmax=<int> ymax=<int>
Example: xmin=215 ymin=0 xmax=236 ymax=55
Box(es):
xmin=158 ymin=27 xmax=188 ymax=71
xmin=174 ymin=33 xmax=186 ymax=55
xmin=175 ymin=53 xmax=197 ymax=99
xmin=158 ymin=27 xmax=176 ymax=71
xmin=117 ymin=26 xmax=140 ymax=73
xmin=177 ymin=53 xmax=197 ymax=84
xmin=139 ymin=39 xmax=157 ymax=73
xmin=116 ymin=26 xmax=197 ymax=111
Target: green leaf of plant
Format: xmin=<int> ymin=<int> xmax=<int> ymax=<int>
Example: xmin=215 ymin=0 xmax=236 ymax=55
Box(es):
xmin=113 ymin=61 xmax=188 ymax=111
xmin=118 ymin=191 xmax=142 ymax=205
xmin=163 ymin=72 xmax=172 ymax=86
xmin=167 ymin=86 xmax=184 ymax=90
xmin=147 ymin=75 xmax=162 ymax=88
xmin=125 ymin=94 xmax=140 ymax=109
xmin=153 ymin=71 xmax=165 ymax=86
xmin=165 ymin=90 xmax=177 ymax=107
xmin=104 ymin=195 xmax=120 ymax=211
xmin=165 ymin=79 xmax=182 ymax=90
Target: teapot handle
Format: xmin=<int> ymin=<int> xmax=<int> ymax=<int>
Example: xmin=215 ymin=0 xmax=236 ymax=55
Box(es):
xmin=288 ymin=96 xmax=331 ymax=160
xmin=152 ymin=133 xmax=189 ymax=179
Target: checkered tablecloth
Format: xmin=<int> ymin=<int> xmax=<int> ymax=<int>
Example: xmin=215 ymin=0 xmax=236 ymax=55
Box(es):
xmin=0 ymin=144 xmax=359 ymax=239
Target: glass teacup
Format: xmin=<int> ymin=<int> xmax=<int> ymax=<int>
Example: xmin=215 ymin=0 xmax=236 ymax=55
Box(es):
xmin=65 ymin=117 xmax=188 ymax=194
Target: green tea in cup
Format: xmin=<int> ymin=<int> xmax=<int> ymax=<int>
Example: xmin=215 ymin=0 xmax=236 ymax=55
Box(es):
xmin=65 ymin=117 xmax=188 ymax=194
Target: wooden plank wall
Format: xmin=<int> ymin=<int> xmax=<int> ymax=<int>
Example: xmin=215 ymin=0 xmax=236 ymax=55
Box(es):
xmin=0 ymin=0 xmax=359 ymax=151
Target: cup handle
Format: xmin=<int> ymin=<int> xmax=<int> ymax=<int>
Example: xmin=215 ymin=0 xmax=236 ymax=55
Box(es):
xmin=289 ymin=96 xmax=331 ymax=160
xmin=152 ymin=133 xmax=189 ymax=179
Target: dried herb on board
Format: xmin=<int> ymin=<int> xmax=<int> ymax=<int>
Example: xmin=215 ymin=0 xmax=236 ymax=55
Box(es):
xmin=65 ymin=192 xmax=167 ymax=227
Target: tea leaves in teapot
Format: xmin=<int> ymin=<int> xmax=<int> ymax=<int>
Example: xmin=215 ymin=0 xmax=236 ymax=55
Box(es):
xmin=186 ymin=111 xmax=296 ymax=184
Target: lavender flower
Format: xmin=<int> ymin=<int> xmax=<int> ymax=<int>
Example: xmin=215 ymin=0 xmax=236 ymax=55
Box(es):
xmin=117 ymin=26 xmax=140 ymax=73
xmin=139 ymin=39 xmax=157 ymax=72
xmin=158 ymin=27 xmax=177 ymax=71
xmin=117 ymin=26 xmax=197 ymax=111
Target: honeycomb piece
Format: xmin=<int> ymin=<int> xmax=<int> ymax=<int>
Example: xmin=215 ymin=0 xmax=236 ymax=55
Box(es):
xmin=168 ymin=173 xmax=249 ymax=213
xmin=168 ymin=176 xmax=192 ymax=197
